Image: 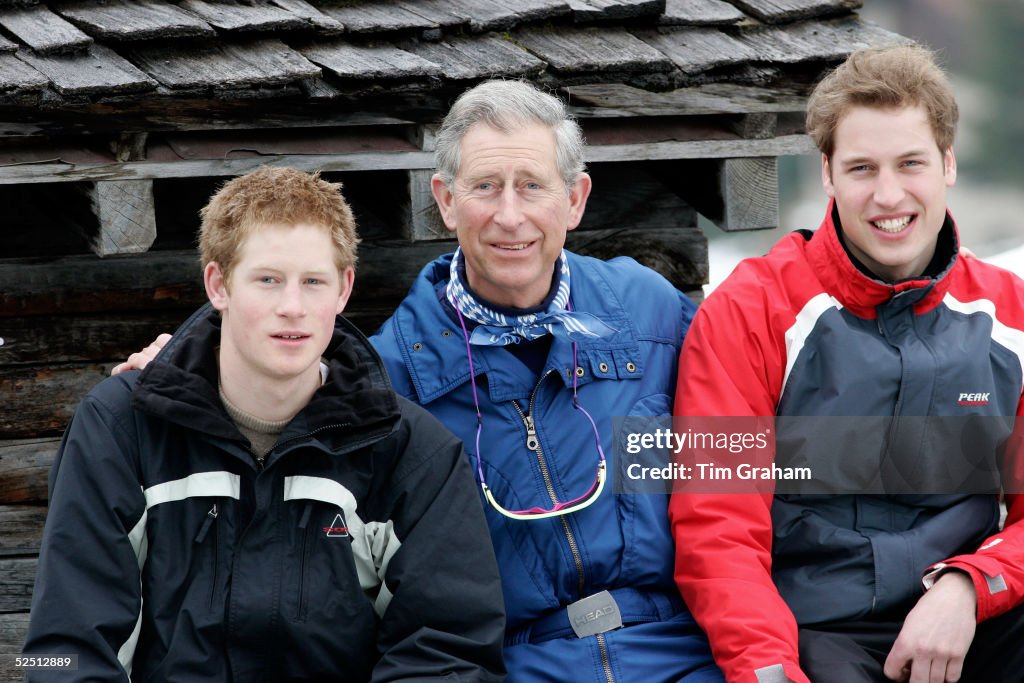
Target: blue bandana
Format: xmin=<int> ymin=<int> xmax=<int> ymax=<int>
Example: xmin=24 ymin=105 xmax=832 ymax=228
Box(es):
xmin=445 ymin=248 xmax=616 ymax=346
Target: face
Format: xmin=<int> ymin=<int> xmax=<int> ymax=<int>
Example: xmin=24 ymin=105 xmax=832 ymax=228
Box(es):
xmin=823 ymin=104 xmax=956 ymax=282
xmin=205 ymin=222 xmax=354 ymax=388
xmin=432 ymin=122 xmax=591 ymax=309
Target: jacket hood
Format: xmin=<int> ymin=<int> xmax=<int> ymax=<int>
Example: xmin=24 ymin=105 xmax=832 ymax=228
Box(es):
xmin=132 ymin=303 xmax=400 ymax=448
xmin=808 ymin=199 xmax=961 ymax=318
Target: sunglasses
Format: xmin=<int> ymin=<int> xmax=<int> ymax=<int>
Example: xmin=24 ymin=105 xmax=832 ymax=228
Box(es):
xmin=454 ymin=303 xmax=608 ymax=521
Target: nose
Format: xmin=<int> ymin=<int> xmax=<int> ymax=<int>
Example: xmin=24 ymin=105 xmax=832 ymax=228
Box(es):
xmin=493 ymin=185 xmax=524 ymax=229
xmin=276 ymin=281 xmax=306 ymax=317
xmin=872 ymin=167 xmax=906 ymax=208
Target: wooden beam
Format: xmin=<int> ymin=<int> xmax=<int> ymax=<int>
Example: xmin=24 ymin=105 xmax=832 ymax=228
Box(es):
xmin=402 ymin=170 xmax=446 ymax=241
xmin=0 ymin=439 xmax=57 ymax=505
xmin=0 ymin=506 xmax=46 ymax=557
xmin=0 ymin=613 xmax=29 ymax=659
xmin=567 ymin=227 xmax=708 ymax=290
xmin=83 ymin=180 xmax=158 ymax=256
xmin=0 ymin=364 xmax=110 ymax=438
xmin=0 ymin=558 xmax=35 ymax=613
xmin=653 ymin=156 xmax=780 ymax=232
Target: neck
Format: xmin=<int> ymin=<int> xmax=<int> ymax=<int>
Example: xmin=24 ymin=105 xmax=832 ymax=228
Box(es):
xmin=217 ymin=349 xmax=320 ymax=423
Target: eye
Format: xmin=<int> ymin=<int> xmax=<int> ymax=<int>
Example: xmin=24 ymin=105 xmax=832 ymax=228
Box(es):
xmin=477 ymin=181 xmax=494 ymax=191
xmin=305 ymin=277 xmax=324 ymax=286
xmin=259 ymin=276 xmax=276 ymax=284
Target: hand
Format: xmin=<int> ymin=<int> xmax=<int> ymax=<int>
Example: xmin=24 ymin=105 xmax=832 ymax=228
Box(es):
xmin=883 ymin=571 xmax=977 ymax=682
xmin=110 ymin=333 xmax=171 ymax=375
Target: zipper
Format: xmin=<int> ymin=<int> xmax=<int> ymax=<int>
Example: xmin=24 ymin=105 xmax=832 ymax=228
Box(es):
xmin=512 ymin=371 xmax=587 ymax=597
xmin=596 ymin=632 xmax=616 ymax=683
xmin=194 ymin=503 xmax=219 ymax=609
xmin=296 ymin=502 xmax=314 ymax=620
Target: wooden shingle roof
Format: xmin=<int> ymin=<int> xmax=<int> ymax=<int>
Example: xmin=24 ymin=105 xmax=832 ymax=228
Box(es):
xmin=0 ymin=0 xmax=905 ymax=115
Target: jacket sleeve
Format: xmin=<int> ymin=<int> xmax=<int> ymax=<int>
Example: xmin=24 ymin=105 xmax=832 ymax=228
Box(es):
xmin=670 ymin=295 xmax=811 ymax=683
xmin=928 ymin=390 xmax=1024 ymax=623
xmin=370 ymin=400 xmax=505 ymax=683
xmin=23 ymin=381 xmax=146 ymax=682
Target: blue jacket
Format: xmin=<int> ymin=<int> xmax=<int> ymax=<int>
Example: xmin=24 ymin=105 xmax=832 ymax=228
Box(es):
xmin=373 ymin=252 xmax=722 ymax=683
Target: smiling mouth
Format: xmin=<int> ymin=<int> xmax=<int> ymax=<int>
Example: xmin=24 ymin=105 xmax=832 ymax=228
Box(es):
xmin=872 ymin=216 xmax=913 ymax=233
xmin=495 ymin=242 xmax=532 ymax=251
xmin=273 ymin=334 xmax=308 ymax=340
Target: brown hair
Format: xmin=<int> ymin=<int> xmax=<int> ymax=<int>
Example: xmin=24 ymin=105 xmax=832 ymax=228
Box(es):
xmin=806 ymin=44 xmax=959 ymax=158
xmin=199 ymin=166 xmax=358 ymax=283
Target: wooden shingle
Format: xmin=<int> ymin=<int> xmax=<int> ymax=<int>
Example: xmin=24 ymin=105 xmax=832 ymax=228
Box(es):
xmin=0 ymin=52 xmax=48 ymax=93
xmin=406 ymin=33 xmax=545 ymax=81
xmin=55 ymin=0 xmax=216 ymax=42
xmin=429 ymin=0 xmax=571 ymax=33
xmin=266 ymin=0 xmax=343 ymax=33
xmin=318 ymin=2 xmax=437 ymax=34
xmin=728 ymin=0 xmax=862 ymax=24
xmin=515 ymin=26 xmax=673 ymax=73
xmin=177 ymin=0 xmax=311 ymax=33
xmin=0 ymin=6 xmax=91 ymax=55
xmin=659 ymin=0 xmax=745 ymax=26
xmin=740 ymin=17 xmax=908 ymax=64
xmin=0 ymin=33 xmax=15 ymax=53
xmin=17 ymin=44 xmax=156 ymax=96
xmin=636 ymin=28 xmax=757 ymax=74
xmin=129 ymin=38 xmax=319 ymax=90
xmin=300 ymin=40 xmax=441 ymax=80
xmin=568 ymin=0 xmax=665 ymax=23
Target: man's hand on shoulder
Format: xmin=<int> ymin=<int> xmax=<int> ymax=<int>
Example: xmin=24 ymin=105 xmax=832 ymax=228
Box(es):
xmin=111 ymin=333 xmax=171 ymax=375
xmin=883 ymin=570 xmax=977 ymax=682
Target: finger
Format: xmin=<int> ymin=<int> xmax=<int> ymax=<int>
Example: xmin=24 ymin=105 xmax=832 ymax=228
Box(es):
xmin=884 ymin=648 xmax=911 ymax=680
xmin=945 ymin=656 xmax=965 ymax=682
xmin=110 ymin=362 xmax=126 ymax=376
xmin=156 ymin=333 xmax=172 ymax=345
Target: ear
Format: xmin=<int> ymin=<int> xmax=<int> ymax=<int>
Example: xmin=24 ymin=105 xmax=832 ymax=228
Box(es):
xmin=566 ymin=172 xmax=593 ymax=232
xmin=336 ymin=266 xmax=355 ymax=315
xmin=821 ymin=154 xmax=836 ymax=198
xmin=944 ymin=147 xmax=957 ymax=187
xmin=204 ymin=262 xmax=230 ymax=312
xmin=430 ymin=174 xmax=458 ymax=233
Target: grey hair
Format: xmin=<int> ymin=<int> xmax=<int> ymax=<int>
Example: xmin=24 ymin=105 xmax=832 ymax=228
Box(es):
xmin=434 ymin=79 xmax=587 ymax=191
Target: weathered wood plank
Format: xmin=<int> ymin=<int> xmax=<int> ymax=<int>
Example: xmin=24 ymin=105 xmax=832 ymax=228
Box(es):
xmin=56 ymin=0 xmax=216 ymax=41
xmin=0 ymin=506 xmax=46 ymax=557
xmin=0 ymin=312 xmax=193 ymax=366
xmin=428 ymin=0 xmax=571 ymax=32
xmin=739 ymin=17 xmax=910 ymax=64
xmin=0 ymin=31 xmax=14 ymax=53
xmin=0 ymin=438 xmax=58 ymax=504
xmin=634 ymin=27 xmax=757 ymax=74
xmin=269 ymin=0 xmax=344 ymax=33
xmin=82 ymin=180 xmax=158 ymax=256
xmin=0 ymin=558 xmax=36 ymax=613
xmin=0 ymin=364 xmax=110 ymax=437
xmin=0 ymin=53 xmax=47 ymax=94
xmin=662 ymin=156 xmax=779 ymax=231
xmin=565 ymin=82 xmax=809 ymax=117
xmin=0 ymin=135 xmax=814 ymax=185
xmin=567 ymin=227 xmax=708 ymax=290
xmin=660 ymin=0 xmax=745 ymax=25
xmin=318 ymin=2 xmax=437 ymax=34
xmin=406 ymin=33 xmax=546 ymax=81
xmin=402 ymin=169 xmax=445 ymax=241
xmin=569 ymin=0 xmax=665 ymax=22
xmin=579 ymin=162 xmax=699 ymax=232
xmin=515 ymin=26 xmax=674 ymax=73
xmin=16 ymin=44 xmax=156 ymax=97
xmin=300 ymin=40 xmax=442 ymax=80
xmin=727 ymin=0 xmax=861 ymax=24
xmin=0 ymin=6 xmax=92 ymax=55
xmin=129 ymin=38 xmax=320 ymax=90
xmin=0 ymin=613 xmax=29 ymax=656
xmin=177 ymin=0 xmax=306 ymax=32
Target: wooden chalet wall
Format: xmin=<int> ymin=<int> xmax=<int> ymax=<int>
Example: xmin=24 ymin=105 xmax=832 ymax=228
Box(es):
xmin=0 ymin=0 xmax=907 ymax=669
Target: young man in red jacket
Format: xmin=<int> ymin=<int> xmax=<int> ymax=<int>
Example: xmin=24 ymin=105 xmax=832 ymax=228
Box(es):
xmin=671 ymin=45 xmax=1024 ymax=683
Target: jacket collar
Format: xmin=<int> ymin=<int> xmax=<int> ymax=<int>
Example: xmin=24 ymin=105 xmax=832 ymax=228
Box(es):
xmin=132 ymin=303 xmax=400 ymax=455
xmin=393 ymin=252 xmax=643 ymax=405
xmin=807 ymin=200 xmax=960 ymax=318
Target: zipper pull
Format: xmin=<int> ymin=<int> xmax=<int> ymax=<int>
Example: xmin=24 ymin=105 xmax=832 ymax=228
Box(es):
xmin=194 ymin=503 xmax=218 ymax=543
xmin=523 ymin=414 xmax=540 ymax=452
